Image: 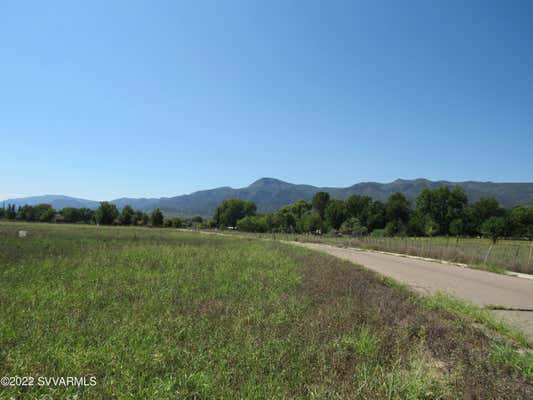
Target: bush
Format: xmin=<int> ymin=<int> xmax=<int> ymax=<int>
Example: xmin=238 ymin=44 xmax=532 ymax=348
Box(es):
xmin=236 ymin=215 xmax=268 ymax=232
xmin=384 ymin=221 xmax=406 ymax=237
xmin=371 ymin=229 xmax=385 ymax=237
xmin=481 ymin=217 xmax=506 ymax=243
xmin=340 ymin=218 xmax=368 ymax=236
xmin=171 ymin=218 xmax=183 ymax=228
xmin=298 ymin=212 xmax=323 ymax=233
xmin=150 ymin=208 xmax=164 ymax=227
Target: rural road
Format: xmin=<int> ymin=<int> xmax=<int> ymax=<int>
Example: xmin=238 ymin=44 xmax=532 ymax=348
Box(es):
xmin=291 ymin=242 xmax=533 ymax=340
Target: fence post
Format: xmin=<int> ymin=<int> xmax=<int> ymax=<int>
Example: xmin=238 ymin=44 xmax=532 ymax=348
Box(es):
xmin=513 ymin=245 xmax=520 ymax=269
xmin=528 ymin=241 xmax=533 ymax=266
xmin=484 ymin=243 xmax=494 ymax=264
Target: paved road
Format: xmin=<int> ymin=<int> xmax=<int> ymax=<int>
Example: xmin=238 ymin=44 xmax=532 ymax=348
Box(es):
xmin=291 ymin=242 xmax=533 ymax=340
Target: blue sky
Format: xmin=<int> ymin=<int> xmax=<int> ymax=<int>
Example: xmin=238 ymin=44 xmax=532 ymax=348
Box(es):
xmin=1 ymin=1 xmax=532 ymax=200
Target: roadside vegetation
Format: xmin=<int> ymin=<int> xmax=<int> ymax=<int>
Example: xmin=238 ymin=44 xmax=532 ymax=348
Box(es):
xmin=266 ymin=234 xmax=533 ymax=274
xmin=0 ymin=222 xmax=531 ymax=398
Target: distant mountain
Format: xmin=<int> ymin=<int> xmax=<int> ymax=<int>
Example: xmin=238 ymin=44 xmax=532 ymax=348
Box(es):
xmin=143 ymin=178 xmax=533 ymax=216
xmin=3 ymin=178 xmax=533 ymax=217
xmin=111 ymin=197 xmax=160 ymax=210
xmin=2 ymin=195 xmax=99 ymax=210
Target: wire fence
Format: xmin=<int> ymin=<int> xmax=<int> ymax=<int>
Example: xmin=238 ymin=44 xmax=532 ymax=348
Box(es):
xmin=258 ymin=233 xmax=533 ymax=274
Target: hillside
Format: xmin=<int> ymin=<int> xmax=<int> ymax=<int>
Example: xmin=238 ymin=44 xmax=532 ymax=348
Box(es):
xmin=1 ymin=195 xmax=99 ymax=211
xmin=3 ymin=178 xmax=533 ymax=217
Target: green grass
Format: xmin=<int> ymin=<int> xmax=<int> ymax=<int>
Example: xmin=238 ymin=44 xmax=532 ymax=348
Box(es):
xmin=420 ymin=292 xmax=531 ymax=349
xmin=0 ymin=222 xmax=531 ymax=398
xmin=247 ymin=232 xmax=533 ymax=274
xmin=490 ymin=344 xmax=533 ymax=380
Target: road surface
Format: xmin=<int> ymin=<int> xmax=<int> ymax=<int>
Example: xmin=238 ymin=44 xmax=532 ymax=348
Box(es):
xmin=291 ymin=242 xmax=533 ymax=340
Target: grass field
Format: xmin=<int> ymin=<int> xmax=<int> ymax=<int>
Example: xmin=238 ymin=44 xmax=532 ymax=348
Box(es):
xmin=1 ymin=222 xmax=532 ymax=399
xmin=246 ymin=233 xmax=533 ymax=274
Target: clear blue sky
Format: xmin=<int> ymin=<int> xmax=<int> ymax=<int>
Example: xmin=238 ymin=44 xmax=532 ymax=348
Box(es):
xmin=1 ymin=1 xmax=532 ymax=200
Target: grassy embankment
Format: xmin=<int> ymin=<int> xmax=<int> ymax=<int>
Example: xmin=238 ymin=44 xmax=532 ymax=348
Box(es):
xmin=0 ymin=222 xmax=531 ymax=399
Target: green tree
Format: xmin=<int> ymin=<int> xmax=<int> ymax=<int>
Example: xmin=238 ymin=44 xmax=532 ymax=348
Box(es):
xmin=243 ymin=201 xmax=257 ymax=217
xmin=325 ymin=199 xmax=347 ymax=230
xmin=449 ymin=218 xmax=464 ymax=239
xmin=61 ymin=207 xmax=94 ymax=224
xmin=191 ymin=216 xmax=203 ymax=223
xmin=448 ymin=187 xmax=468 ymax=226
xmin=16 ymin=205 xmax=35 ymax=221
xmin=481 ymin=216 xmax=506 ymax=243
xmin=32 ymin=203 xmax=53 ymax=221
xmin=299 ymin=212 xmax=323 ymax=233
xmin=95 ymin=202 xmax=119 ymax=225
xmin=236 ymin=215 xmax=268 ymax=232
xmin=120 ymin=205 xmax=134 ymax=225
xmin=150 ymin=208 xmax=164 ymax=227
xmin=345 ymin=195 xmax=372 ymax=225
xmin=340 ymin=217 xmax=367 ymax=236
xmin=271 ymin=206 xmax=297 ymax=232
xmin=213 ymin=199 xmax=257 ymax=228
xmin=290 ymin=200 xmax=312 ymax=218
xmin=142 ymin=213 xmax=150 ymax=226
xmin=80 ymin=208 xmax=95 ymax=223
xmin=40 ymin=207 xmax=56 ymax=222
xmin=312 ymin=192 xmax=330 ymax=220
xmin=415 ymin=186 xmax=467 ymax=235
xmin=385 ymin=192 xmax=411 ymax=227
xmin=384 ymin=221 xmax=406 ymax=237
xmin=509 ymin=205 xmax=533 ymax=238
xmin=465 ymin=197 xmax=505 ymax=235
xmin=132 ymin=211 xmax=144 ymax=225
xmin=171 ymin=217 xmax=183 ymax=228
xmin=406 ymin=211 xmax=425 ymax=236
xmin=366 ymin=201 xmax=386 ymax=232
xmin=5 ymin=204 xmax=17 ymax=219
xmin=61 ymin=207 xmax=82 ymax=223
xmin=424 ymin=217 xmax=439 ymax=237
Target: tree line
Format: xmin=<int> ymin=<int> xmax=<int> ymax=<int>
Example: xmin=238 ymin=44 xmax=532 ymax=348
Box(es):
xmin=4 ymin=186 xmax=532 ymax=242
xmin=0 ymin=202 xmax=205 ymax=229
xmin=212 ymin=187 xmax=533 ymax=242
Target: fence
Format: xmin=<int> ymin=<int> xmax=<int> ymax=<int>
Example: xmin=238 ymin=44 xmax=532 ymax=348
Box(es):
xmin=261 ymin=233 xmax=533 ymax=274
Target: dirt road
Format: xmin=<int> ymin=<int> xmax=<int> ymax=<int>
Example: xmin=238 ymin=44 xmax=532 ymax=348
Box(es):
xmin=291 ymin=242 xmax=533 ymax=340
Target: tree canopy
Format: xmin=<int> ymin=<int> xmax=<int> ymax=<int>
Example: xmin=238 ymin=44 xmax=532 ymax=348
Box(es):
xmin=312 ymin=192 xmax=330 ymax=219
xmin=95 ymin=202 xmax=119 ymax=225
xmin=150 ymin=208 xmax=164 ymax=227
xmin=213 ymin=199 xmax=257 ymax=228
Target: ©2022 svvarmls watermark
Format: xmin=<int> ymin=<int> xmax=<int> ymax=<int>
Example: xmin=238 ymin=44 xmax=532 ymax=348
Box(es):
xmin=1 ymin=376 xmax=96 ymax=387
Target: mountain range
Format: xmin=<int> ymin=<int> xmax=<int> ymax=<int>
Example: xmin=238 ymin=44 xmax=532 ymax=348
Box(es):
xmin=3 ymin=178 xmax=533 ymax=217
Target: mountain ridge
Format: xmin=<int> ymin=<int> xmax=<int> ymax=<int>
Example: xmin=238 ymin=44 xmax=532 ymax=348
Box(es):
xmin=3 ymin=178 xmax=533 ymax=217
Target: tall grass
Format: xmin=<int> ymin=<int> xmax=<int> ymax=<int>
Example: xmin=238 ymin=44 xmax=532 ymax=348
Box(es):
xmin=0 ymin=222 xmax=531 ymax=398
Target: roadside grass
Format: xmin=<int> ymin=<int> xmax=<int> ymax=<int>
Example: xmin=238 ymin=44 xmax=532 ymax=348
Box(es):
xmin=375 ymin=272 xmax=533 ymax=375
xmin=243 ymin=232 xmax=533 ymax=274
xmin=420 ymin=293 xmax=532 ymax=349
xmin=469 ymin=262 xmax=508 ymax=274
xmin=314 ymin=235 xmax=533 ymax=274
xmin=490 ymin=344 xmax=533 ymax=380
xmin=0 ymin=222 xmax=531 ymax=398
